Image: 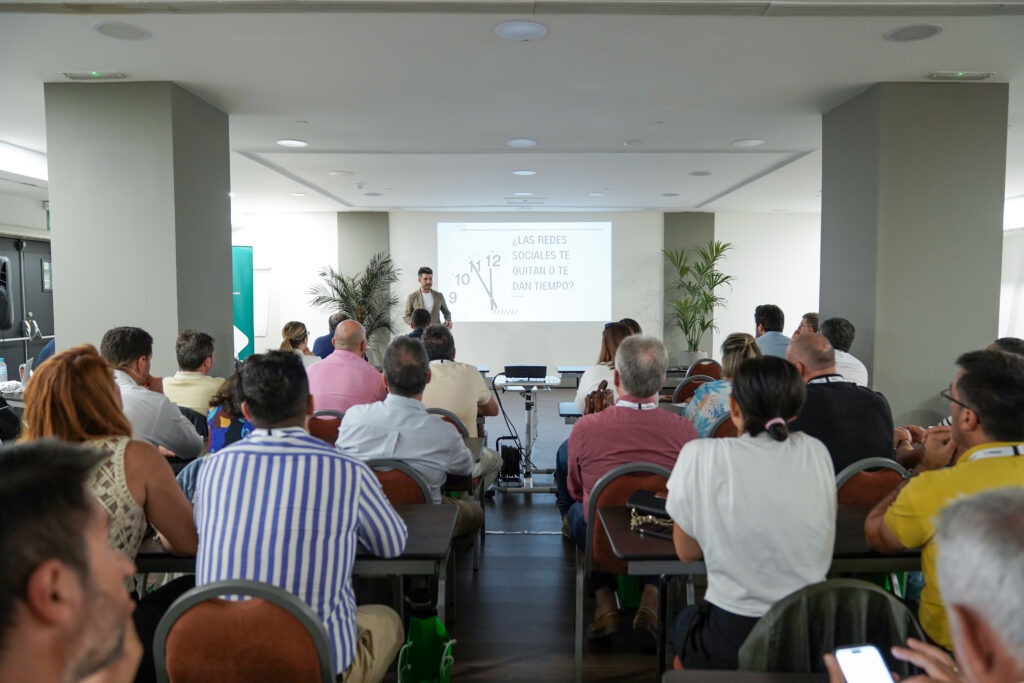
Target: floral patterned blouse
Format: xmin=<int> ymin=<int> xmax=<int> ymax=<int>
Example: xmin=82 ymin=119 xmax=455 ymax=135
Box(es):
xmin=684 ymin=379 xmax=733 ymax=437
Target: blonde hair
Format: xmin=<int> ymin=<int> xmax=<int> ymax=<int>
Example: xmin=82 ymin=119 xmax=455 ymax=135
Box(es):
xmin=280 ymin=321 xmax=309 ymax=351
xmin=720 ymin=332 xmax=762 ymax=379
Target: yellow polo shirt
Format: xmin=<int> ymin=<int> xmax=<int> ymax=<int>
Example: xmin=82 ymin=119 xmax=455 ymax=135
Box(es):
xmin=884 ymin=443 xmax=1024 ymax=649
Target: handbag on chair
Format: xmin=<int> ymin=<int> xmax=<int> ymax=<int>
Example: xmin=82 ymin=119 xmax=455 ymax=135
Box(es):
xmin=584 ymin=379 xmax=614 ymax=414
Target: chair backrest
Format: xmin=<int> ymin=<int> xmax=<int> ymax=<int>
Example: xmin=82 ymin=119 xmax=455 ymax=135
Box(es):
xmin=426 ymin=407 xmax=469 ymax=437
xmin=308 ymin=410 xmax=344 ymax=445
xmin=154 ymin=579 xmax=335 ymax=683
xmin=686 ymin=357 xmax=723 ymax=380
xmin=179 ymin=405 xmax=209 ymax=438
xmin=366 ymin=458 xmax=433 ymax=504
xmin=709 ymin=412 xmax=739 ymax=438
xmin=585 ymin=462 xmax=671 ymax=577
xmin=737 ymin=578 xmax=926 ymax=676
xmin=836 ymin=458 xmax=909 ymax=505
xmin=672 ymin=375 xmax=715 ymax=403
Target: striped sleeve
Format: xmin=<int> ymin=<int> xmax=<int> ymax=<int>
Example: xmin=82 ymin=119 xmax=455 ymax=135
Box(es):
xmin=355 ymin=463 xmax=407 ymax=558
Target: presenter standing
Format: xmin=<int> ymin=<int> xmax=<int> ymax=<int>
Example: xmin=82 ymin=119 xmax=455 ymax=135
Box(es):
xmin=403 ymin=266 xmax=453 ymax=328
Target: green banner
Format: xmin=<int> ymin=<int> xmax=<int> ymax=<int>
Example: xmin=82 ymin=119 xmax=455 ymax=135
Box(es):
xmin=232 ymin=246 xmax=255 ymax=360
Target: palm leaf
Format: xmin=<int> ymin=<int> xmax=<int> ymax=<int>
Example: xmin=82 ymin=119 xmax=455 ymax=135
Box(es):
xmin=309 ymin=252 xmax=401 ymax=353
xmin=663 ymin=240 xmax=735 ymax=351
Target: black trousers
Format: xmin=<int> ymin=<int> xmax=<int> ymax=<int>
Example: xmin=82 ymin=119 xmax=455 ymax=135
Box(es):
xmin=672 ymin=601 xmax=761 ymax=670
xmin=132 ymin=575 xmax=196 ymax=683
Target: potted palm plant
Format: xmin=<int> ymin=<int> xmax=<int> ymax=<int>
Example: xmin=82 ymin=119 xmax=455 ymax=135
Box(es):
xmin=663 ymin=240 xmax=735 ymax=366
xmin=309 ymin=252 xmax=401 ymax=364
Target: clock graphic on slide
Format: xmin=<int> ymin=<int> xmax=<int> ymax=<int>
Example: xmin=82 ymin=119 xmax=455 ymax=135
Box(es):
xmin=447 ymin=250 xmax=519 ymax=318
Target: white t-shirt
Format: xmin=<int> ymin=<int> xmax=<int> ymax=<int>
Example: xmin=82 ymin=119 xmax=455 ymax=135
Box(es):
xmin=573 ymin=363 xmax=619 ymax=414
xmin=665 ymin=431 xmax=837 ymax=617
xmin=421 ymin=291 xmax=435 ymax=313
xmin=834 ymin=350 xmax=869 ymax=387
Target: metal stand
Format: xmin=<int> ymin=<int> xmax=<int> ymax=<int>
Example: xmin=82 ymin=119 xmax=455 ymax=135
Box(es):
xmin=494 ymin=380 xmax=557 ymax=495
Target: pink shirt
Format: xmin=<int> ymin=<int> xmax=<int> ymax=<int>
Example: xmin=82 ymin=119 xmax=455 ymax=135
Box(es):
xmin=306 ymin=350 xmax=387 ymax=414
xmin=568 ymin=397 xmax=698 ymax=519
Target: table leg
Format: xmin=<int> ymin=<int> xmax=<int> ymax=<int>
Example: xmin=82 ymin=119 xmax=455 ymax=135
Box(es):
xmin=656 ymin=573 xmax=668 ymax=683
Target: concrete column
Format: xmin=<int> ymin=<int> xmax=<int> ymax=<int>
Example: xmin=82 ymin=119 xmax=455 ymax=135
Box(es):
xmin=663 ymin=211 xmax=715 ymax=365
xmin=337 ymin=211 xmax=389 ymax=275
xmin=45 ymin=82 xmax=233 ymax=377
xmin=821 ymin=82 xmax=1008 ymax=423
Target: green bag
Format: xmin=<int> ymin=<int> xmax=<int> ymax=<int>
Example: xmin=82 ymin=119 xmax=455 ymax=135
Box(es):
xmin=397 ymin=616 xmax=456 ymax=683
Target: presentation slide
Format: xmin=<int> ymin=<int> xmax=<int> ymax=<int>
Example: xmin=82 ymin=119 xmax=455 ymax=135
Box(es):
xmin=437 ymin=221 xmax=611 ymax=322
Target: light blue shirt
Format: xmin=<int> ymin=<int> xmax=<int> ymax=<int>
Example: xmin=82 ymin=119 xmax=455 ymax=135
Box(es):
xmin=755 ymin=331 xmax=792 ymax=358
xmin=337 ymin=393 xmax=475 ymax=503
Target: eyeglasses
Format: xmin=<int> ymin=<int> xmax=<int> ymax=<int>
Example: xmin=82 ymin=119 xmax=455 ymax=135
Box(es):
xmin=940 ymin=386 xmax=972 ymax=412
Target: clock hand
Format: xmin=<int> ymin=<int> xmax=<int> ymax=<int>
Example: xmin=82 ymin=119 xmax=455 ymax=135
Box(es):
xmin=488 ymin=267 xmax=498 ymax=311
xmin=470 ymin=261 xmax=494 ymax=299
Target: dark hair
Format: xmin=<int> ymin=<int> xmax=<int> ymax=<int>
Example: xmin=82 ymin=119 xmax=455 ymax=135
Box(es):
xmin=383 ymin=336 xmax=429 ymax=397
xmin=0 ymin=441 xmax=104 ymax=652
xmin=754 ymin=305 xmax=785 ymax=333
xmin=100 ymin=326 xmax=153 ymax=368
xmin=209 ymin=371 xmax=244 ymax=417
xmin=328 ymin=312 xmax=348 ymax=332
xmin=598 ymin=322 xmax=632 ymax=366
xmin=422 ymin=324 xmax=454 ymax=361
xmin=417 ymin=267 xmax=433 ymax=278
xmin=801 ymin=312 xmax=819 ymax=332
xmin=175 ymin=329 xmax=215 ymax=371
xmin=619 ymin=318 xmax=642 ymax=334
xmin=731 ymin=356 xmax=806 ymax=441
xmin=820 ymin=317 xmax=856 ymax=352
xmin=955 ymin=349 xmax=1024 ymax=442
xmin=238 ymin=351 xmax=308 ymax=425
xmin=993 ymin=337 xmax=1024 ymax=357
xmin=411 ymin=309 xmax=432 ymax=329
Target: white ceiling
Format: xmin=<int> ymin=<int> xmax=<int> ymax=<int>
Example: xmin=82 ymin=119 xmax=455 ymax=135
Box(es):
xmin=1 ymin=2 xmax=1023 ymax=217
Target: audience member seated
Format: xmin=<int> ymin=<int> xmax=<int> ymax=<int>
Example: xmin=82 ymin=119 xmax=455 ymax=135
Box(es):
xmin=194 ymin=350 xmax=407 ymax=683
xmin=280 ymin=320 xmax=319 ymax=368
xmin=753 ymin=304 xmax=791 ymax=358
xmin=792 ymin=311 xmax=818 ymax=337
xmin=819 ymin=316 xmax=869 ymax=387
xmin=162 ymin=329 xmax=225 ymax=414
xmin=35 ymin=336 xmax=57 ymax=367
xmin=828 ymin=487 xmax=1024 ymax=683
xmin=100 ymin=327 xmax=204 ymax=460
xmin=685 ymin=332 xmax=761 ymax=437
xmin=312 ymin=312 xmax=348 ymax=359
xmin=338 ymin=336 xmax=481 ymax=538
xmin=20 ymin=344 xmax=198 ymax=683
xmin=420 ymin=324 xmax=502 ymax=491
xmin=619 ymin=317 xmax=643 ymax=334
xmin=307 ymin=320 xmax=387 ymax=413
xmin=0 ymin=442 xmax=140 ymax=683
xmin=787 ymin=333 xmax=894 ymax=472
xmin=573 ymin=321 xmax=634 ymax=414
xmin=865 ymin=349 xmax=1024 ymax=653
xmin=666 ymin=356 xmax=836 ymax=670
xmin=408 ymin=308 xmax=431 ymax=339
xmin=565 ymin=336 xmax=698 ymax=641
xmin=0 ymin=394 xmax=20 ymax=442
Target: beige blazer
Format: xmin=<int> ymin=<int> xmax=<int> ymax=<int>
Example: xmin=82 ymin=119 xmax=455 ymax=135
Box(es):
xmin=403 ymin=289 xmax=451 ymax=325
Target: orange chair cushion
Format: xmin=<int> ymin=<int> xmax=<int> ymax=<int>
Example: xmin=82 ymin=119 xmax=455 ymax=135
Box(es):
xmin=838 ymin=470 xmax=903 ymax=505
xmin=590 ymin=472 xmax=668 ymax=575
xmin=692 ymin=363 xmax=722 ymax=380
xmin=373 ymin=469 xmax=428 ymax=504
xmin=164 ymin=598 xmax=323 ymax=683
xmin=713 ymin=418 xmax=739 ymax=438
xmin=308 ymin=417 xmax=340 ymax=445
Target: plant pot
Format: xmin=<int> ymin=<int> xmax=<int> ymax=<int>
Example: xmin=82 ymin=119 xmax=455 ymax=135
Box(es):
xmin=675 ymin=350 xmax=708 ymax=370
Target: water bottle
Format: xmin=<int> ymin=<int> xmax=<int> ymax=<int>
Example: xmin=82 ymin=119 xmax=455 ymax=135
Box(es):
xmin=0 ymin=358 xmax=7 ymax=384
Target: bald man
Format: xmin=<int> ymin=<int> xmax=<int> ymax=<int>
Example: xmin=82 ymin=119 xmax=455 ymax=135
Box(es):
xmin=306 ymin=321 xmax=387 ymax=414
xmin=786 ymin=333 xmax=894 ymax=473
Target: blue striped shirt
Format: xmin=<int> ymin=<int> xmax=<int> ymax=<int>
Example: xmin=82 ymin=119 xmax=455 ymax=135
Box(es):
xmin=194 ymin=426 xmax=407 ymax=673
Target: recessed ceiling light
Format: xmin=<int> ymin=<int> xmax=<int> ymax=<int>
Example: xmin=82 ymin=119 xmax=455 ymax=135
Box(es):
xmin=91 ymin=21 xmax=151 ymax=40
xmin=884 ymin=24 xmax=943 ymax=42
xmin=623 ymin=138 xmax=645 ymax=147
xmin=589 ymin=192 xmax=605 ymax=197
xmin=276 ymin=139 xmax=309 ymax=148
xmin=328 ymin=170 xmax=353 ymax=176
xmin=61 ymin=71 xmax=129 ymax=81
xmin=291 ymin=193 xmax=307 ymax=197
xmin=296 ymin=120 xmax=310 ymax=125
xmin=513 ymin=192 xmax=533 ymax=196
xmin=662 ymin=193 xmax=679 ymax=197
xmin=494 ymin=21 xmax=548 ymax=41
xmin=732 ymin=139 xmax=765 ymax=148
xmin=928 ymin=71 xmax=993 ymax=81
xmin=506 ymin=138 xmax=537 ymax=148
xmin=689 ymin=170 xmax=712 ymax=177
xmin=365 ymin=192 xmax=382 ymax=197
xmin=512 ymin=170 xmax=536 ymax=176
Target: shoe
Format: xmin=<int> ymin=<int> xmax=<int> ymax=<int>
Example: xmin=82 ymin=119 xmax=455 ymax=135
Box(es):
xmin=586 ymin=610 xmax=621 ymax=640
xmin=561 ymin=515 xmax=572 ymax=540
xmin=633 ymin=606 xmax=659 ymax=642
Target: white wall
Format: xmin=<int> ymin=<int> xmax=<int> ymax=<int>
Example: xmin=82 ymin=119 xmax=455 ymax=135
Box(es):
xmin=713 ymin=212 xmax=821 ymax=358
xmin=389 ymin=212 xmax=664 ymax=372
xmin=0 ymin=192 xmax=48 ymax=238
xmin=232 ymin=213 xmax=338 ymax=354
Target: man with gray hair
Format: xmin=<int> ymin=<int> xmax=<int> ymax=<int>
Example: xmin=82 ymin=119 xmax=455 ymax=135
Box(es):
xmin=337 ymin=336 xmax=481 ymax=538
xmin=306 ymin=320 xmax=387 ymax=414
xmin=564 ymin=335 xmax=698 ymax=642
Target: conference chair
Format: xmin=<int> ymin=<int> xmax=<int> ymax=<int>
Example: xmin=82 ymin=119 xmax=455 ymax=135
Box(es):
xmin=426 ymin=407 xmax=470 ymax=437
xmin=836 ymin=458 xmax=909 ymax=505
xmin=709 ymin=412 xmax=739 ymax=438
xmin=737 ymin=578 xmax=925 ymax=678
xmin=574 ymin=462 xmax=671 ymax=683
xmin=671 ymin=375 xmax=715 ymax=404
xmin=154 ymin=579 xmax=334 ymax=683
xmin=428 ymin=407 xmax=486 ymax=569
xmin=366 ymin=458 xmax=433 ymax=504
xmin=308 ymin=409 xmax=344 ymax=445
xmin=685 ymin=357 xmax=723 ymax=380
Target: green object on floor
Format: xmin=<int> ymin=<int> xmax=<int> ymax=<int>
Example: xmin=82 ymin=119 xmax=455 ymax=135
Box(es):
xmin=397 ymin=616 xmax=455 ymax=683
xmin=616 ymin=575 xmax=641 ymax=609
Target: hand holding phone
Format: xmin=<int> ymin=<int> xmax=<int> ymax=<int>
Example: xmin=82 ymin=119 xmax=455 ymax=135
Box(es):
xmin=834 ymin=645 xmax=896 ymax=683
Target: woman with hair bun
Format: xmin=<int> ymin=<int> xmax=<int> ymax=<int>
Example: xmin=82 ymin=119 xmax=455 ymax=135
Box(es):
xmin=665 ymin=355 xmax=836 ymax=670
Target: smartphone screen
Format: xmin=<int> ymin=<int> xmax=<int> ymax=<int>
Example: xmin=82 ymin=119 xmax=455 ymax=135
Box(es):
xmin=835 ymin=644 xmax=895 ymax=683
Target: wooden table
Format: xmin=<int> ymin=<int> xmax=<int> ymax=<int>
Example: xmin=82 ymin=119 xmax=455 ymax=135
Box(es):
xmin=136 ymin=503 xmax=459 ymax=621
xmin=556 ymin=365 xmax=589 ymax=390
xmin=663 ymin=672 xmax=826 ymax=682
xmin=597 ymin=504 xmax=920 ymax=682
